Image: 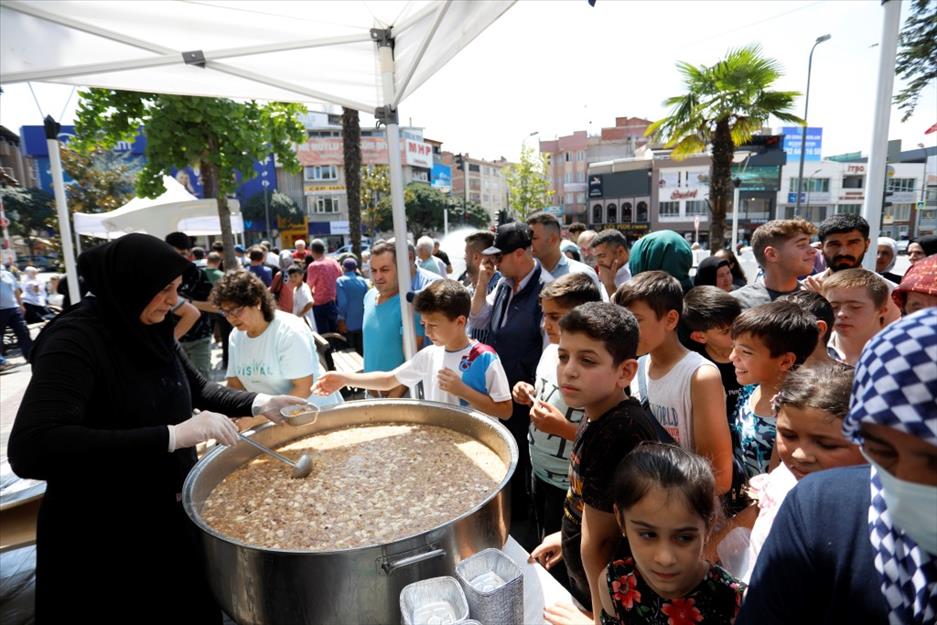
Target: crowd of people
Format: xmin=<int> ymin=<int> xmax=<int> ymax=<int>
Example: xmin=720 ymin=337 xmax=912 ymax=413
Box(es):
xmin=5 ymin=214 xmax=936 ymax=623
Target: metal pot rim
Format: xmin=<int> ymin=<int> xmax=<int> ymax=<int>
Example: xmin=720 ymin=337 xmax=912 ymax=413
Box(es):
xmin=182 ymin=399 xmax=518 ymax=555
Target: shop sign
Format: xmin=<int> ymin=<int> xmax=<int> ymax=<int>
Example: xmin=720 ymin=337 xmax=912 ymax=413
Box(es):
xmin=588 ymin=175 xmax=603 ymax=198
xmin=839 ymin=190 xmax=865 ymax=201
xmin=304 ymin=182 xmax=345 ymax=193
xmin=330 ymin=221 xmax=350 ymax=235
xmin=297 ymin=136 xmax=389 ymax=166
xmin=845 ymin=164 xmax=866 ymax=175
xmin=670 ymin=189 xmax=698 ymax=200
xmin=782 ymin=127 xmax=823 ymax=162
xmin=404 ymin=139 xmax=433 ymax=168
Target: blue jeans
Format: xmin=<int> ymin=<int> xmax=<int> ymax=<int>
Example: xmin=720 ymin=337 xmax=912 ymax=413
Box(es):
xmin=0 ymin=307 xmax=32 ymax=361
xmin=313 ymin=301 xmax=338 ymax=334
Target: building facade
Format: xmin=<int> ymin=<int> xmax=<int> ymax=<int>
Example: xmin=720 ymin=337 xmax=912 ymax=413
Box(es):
xmin=0 ymin=126 xmax=37 ymax=188
xmin=446 ymin=152 xmax=510 ymax=223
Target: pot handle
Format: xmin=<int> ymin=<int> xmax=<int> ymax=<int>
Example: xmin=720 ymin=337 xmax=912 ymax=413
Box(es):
xmin=381 ymin=546 xmax=446 ymax=575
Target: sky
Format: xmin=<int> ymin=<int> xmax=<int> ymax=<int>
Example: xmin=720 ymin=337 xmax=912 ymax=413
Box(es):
xmin=1 ymin=0 xmax=934 ymax=163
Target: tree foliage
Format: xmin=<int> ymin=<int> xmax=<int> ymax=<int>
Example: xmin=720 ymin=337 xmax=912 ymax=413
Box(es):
xmin=60 ymin=146 xmax=137 ymax=215
xmin=504 ymin=146 xmax=553 ymax=221
xmin=375 ymin=183 xmax=488 ymax=237
xmin=0 ymin=187 xmax=55 ymax=256
xmin=646 ymin=44 xmax=802 ymax=250
xmin=895 ymin=0 xmax=937 ymax=122
xmin=342 ymin=108 xmax=363 ymax=258
xmin=239 ymin=190 xmax=301 ymax=224
xmin=72 ymin=89 xmax=306 ymax=268
xmin=361 ymin=164 xmax=391 ymax=236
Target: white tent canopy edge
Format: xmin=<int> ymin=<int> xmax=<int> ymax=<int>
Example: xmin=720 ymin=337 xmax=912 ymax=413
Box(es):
xmin=0 ymin=0 xmax=515 ymax=357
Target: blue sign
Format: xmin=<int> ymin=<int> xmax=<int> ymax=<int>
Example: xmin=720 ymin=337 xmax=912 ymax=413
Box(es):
xmin=431 ymin=163 xmax=451 ymax=192
xmin=782 ymin=127 xmax=823 ymax=162
xmin=787 ymin=192 xmax=807 ymax=204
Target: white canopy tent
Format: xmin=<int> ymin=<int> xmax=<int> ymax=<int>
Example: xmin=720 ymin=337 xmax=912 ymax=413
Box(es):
xmin=72 ymin=175 xmax=243 ymax=243
xmin=0 ymin=0 xmax=515 ymax=356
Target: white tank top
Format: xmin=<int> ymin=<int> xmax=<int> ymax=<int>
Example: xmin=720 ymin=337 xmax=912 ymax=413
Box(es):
xmin=635 ymin=350 xmax=717 ymax=450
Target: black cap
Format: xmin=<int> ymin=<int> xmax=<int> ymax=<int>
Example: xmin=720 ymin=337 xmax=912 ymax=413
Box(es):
xmin=483 ymin=222 xmax=532 ymax=255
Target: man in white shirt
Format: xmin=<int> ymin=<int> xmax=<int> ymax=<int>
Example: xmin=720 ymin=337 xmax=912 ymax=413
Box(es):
xmin=526 ymin=212 xmax=608 ymax=301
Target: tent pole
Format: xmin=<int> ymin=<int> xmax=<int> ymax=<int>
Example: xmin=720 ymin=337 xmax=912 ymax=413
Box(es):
xmin=44 ymin=116 xmax=80 ymax=303
xmin=861 ymin=0 xmax=900 ymax=269
xmin=376 ymin=30 xmax=417 ymax=360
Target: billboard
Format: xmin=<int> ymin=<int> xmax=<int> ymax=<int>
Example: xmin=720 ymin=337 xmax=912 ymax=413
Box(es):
xmin=404 ymin=139 xmax=433 ymax=168
xmin=782 ymin=127 xmax=822 ymax=162
xmin=431 ymin=163 xmax=452 ymax=192
xmin=297 ymin=136 xmax=389 ymax=166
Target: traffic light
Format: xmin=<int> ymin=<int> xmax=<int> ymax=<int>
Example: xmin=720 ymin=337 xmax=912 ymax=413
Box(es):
xmin=455 ymin=153 xmax=464 ymax=171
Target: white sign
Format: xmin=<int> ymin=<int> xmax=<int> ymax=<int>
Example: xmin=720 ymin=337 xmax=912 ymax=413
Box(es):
xmin=330 ymin=221 xmax=350 ymax=235
xmin=404 ymin=139 xmax=433 ymax=169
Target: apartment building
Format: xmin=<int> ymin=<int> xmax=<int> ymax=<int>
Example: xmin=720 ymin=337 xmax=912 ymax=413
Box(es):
xmin=446 ymin=152 xmax=510 ymax=223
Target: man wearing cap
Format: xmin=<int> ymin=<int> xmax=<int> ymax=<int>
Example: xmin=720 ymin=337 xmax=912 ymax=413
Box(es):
xmin=233 ymin=244 xmax=249 ymax=267
xmin=469 ymin=222 xmax=553 ymax=541
xmin=305 ymin=239 xmax=343 ymax=334
xmin=336 ymin=257 xmax=369 ymax=355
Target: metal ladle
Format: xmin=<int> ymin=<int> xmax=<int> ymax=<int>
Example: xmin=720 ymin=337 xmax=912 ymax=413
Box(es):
xmin=238 ymin=434 xmax=313 ymax=479
xmin=234 ymin=403 xmax=321 ymax=479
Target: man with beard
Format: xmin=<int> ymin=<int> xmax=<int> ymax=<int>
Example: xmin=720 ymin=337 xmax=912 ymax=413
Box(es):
xmin=805 ymin=214 xmax=900 ymax=323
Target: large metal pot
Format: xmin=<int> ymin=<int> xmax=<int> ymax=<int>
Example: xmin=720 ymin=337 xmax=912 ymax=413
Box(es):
xmin=182 ymin=400 xmax=518 ymax=625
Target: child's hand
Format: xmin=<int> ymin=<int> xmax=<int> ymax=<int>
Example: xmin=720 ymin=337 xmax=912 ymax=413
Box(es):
xmin=529 ymin=530 xmax=563 ymax=570
xmin=512 ymin=381 xmax=536 ymax=406
xmin=544 ymin=602 xmax=593 ymax=625
xmin=530 ymin=399 xmax=568 ymax=437
xmin=311 ymin=372 xmax=344 ymax=396
xmin=437 ymin=368 xmax=465 ymax=395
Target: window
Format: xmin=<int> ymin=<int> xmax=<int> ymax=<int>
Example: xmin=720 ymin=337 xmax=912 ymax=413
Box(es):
xmin=622 ymin=202 xmax=632 ymax=223
xmin=842 ymin=176 xmax=864 ymax=189
xmin=893 ymin=203 xmax=912 ymax=221
xmin=606 ymin=203 xmax=618 ymax=223
xmin=686 ymin=200 xmax=708 ymax=216
xmin=565 ymin=172 xmax=572 ymax=184
xmin=411 ymin=169 xmax=429 ymax=183
xmin=566 ymin=193 xmax=574 ymax=205
xmin=888 ymin=178 xmax=916 ymax=193
xmin=565 ymin=152 xmax=570 ymax=162
xmin=577 ymin=192 xmax=585 ymax=203
xmin=307 ymin=195 xmax=339 ymax=214
xmin=304 ymin=165 xmax=338 ymax=181
xmin=469 ymin=192 xmax=481 ymax=202
xmin=659 ymin=201 xmax=680 ymax=217
xmin=837 ymin=204 xmax=861 ymax=215
xmin=577 ymin=151 xmax=585 ymax=161
xmin=592 ymin=204 xmax=603 ymax=224
xmin=469 ymin=163 xmax=480 ymax=173
xmin=637 ymin=201 xmax=648 ymax=222
xmin=789 ymin=177 xmax=829 ymax=193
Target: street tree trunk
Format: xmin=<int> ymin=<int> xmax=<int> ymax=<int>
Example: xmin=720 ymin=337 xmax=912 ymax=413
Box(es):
xmin=201 ymin=161 xmax=237 ymax=271
xmin=342 ymin=108 xmax=362 ymax=259
xmin=709 ymin=118 xmax=734 ymax=251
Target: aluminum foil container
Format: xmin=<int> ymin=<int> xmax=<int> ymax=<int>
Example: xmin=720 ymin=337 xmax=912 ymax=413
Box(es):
xmin=455 ymin=548 xmax=523 ymax=625
xmin=400 ymin=576 xmax=469 ymax=625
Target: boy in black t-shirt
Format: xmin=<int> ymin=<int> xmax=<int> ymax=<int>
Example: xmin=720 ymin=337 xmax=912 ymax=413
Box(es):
xmin=530 ymin=302 xmax=662 ymax=618
xmin=682 ymin=286 xmax=743 ymax=424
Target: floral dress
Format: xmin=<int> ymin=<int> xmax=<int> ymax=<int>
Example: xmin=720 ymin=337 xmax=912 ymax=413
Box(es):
xmin=600 ymin=556 xmax=744 ymax=625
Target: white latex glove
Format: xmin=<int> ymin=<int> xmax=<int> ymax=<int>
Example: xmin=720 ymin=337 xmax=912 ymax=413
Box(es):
xmin=252 ymin=394 xmax=307 ymax=425
xmin=171 ymin=411 xmax=239 ymax=451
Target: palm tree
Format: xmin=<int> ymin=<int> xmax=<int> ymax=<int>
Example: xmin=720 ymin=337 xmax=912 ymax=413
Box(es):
xmin=342 ymin=107 xmax=362 ymax=258
xmin=646 ymin=44 xmax=803 ymax=250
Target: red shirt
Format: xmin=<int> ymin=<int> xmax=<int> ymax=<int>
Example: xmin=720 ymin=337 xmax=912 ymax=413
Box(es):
xmin=305 ymin=257 xmax=342 ymax=304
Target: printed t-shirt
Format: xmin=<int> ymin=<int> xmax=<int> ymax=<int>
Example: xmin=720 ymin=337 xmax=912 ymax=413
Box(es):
xmin=392 ymin=340 xmax=510 ymax=408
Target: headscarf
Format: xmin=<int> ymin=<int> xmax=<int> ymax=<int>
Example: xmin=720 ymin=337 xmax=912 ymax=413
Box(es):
xmin=693 ymin=255 xmax=731 ymax=288
xmin=892 ymin=255 xmax=937 ymax=311
xmin=629 ymin=230 xmax=693 ymax=291
xmin=35 ymin=234 xmax=196 ymax=367
xmin=913 ymin=235 xmax=937 ymax=258
xmin=842 ymin=308 xmax=937 ymax=625
xmin=878 ymin=237 xmax=898 ymax=273
xmin=278 ymin=250 xmax=294 ymax=271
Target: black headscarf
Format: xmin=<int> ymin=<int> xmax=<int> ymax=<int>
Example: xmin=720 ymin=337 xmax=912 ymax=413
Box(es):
xmin=694 ymin=255 xmax=731 ymax=288
xmin=37 ymin=234 xmax=196 ymax=367
xmin=913 ymin=234 xmax=937 ymax=257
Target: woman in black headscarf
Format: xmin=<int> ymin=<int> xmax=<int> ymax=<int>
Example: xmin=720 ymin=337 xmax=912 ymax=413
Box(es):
xmin=9 ymin=234 xmax=301 ymax=624
xmin=694 ymin=255 xmax=734 ymax=292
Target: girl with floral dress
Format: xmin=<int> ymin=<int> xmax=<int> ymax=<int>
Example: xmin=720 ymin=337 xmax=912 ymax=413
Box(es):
xmin=598 ymin=443 xmax=744 ymax=625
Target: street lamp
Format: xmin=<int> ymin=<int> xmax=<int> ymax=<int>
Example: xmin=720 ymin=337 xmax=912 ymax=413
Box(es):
xmin=731 ymin=151 xmax=753 ymax=253
xmin=795 ymin=33 xmax=831 ymax=216
xmin=261 ymin=176 xmax=271 ymax=240
xmin=804 ymin=167 xmax=823 ymax=218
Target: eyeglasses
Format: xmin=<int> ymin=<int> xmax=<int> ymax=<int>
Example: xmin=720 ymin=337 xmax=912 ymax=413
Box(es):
xmin=219 ymin=305 xmax=245 ymax=318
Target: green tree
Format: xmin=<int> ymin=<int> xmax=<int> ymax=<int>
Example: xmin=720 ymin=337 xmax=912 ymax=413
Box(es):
xmin=375 ymin=183 xmax=488 ymax=237
xmin=60 ymin=146 xmax=137 ymax=215
xmin=895 ymin=0 xmax=937 ymax=122
xmin=361 ymin=164 xmax=391 ymax=236
xmin=239 ymin=190 xmax=301 ymax=227
xmin=504 ymin=146 xmax=552 ymax=221
xmin=646 ymin=44 xmax=802 ymax=250
xmin=72 ymin=89 xmax=306 ymax=268
xmin=342 ymin=108 xmax=363 ymax=257
xmin=0 ymin=187 xmax=55 ymax=257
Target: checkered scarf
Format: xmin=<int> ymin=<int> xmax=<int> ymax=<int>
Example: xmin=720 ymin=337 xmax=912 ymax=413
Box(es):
xmin=843 ymin=308 xmax=937 ymax=625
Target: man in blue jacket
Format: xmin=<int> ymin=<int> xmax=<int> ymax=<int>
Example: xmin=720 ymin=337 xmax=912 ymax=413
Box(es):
xmin=336 ymin=257 xmax=368 ymax=355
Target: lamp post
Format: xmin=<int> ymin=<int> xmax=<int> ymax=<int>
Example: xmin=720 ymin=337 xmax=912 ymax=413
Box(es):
xmin=804 ymin=167 xmax=823 ymax=219
xmin=731 ymin=151 xmax=753 ymax=254
xmin=261 ymin=177 xmax=271 ymax=240
xmin=795 ymin=33 xmax=831 ymax=217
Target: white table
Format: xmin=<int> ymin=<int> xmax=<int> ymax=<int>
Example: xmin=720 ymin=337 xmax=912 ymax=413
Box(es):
xmin=502 ymin=535 xmax=573 ymax=625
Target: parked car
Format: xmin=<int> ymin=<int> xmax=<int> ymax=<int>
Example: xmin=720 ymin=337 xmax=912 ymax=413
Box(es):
xmin=13 ymin=255 xmax=58 ymax=271
xmin=896 ymin=239 xmax=910 ymax=255
xmin=329 ymin=241 xmax=371 ymax=258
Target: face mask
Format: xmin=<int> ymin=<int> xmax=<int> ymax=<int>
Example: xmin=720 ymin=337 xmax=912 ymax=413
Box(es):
xmin=863 ymin=451 xmax=937 ymax=555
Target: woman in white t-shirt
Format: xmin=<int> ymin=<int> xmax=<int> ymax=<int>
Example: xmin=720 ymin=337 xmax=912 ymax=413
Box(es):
xmin=286 ymin=264 xmax=318 ymax=332
xmin=211 ymin=271 xmax=340 ymax=412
